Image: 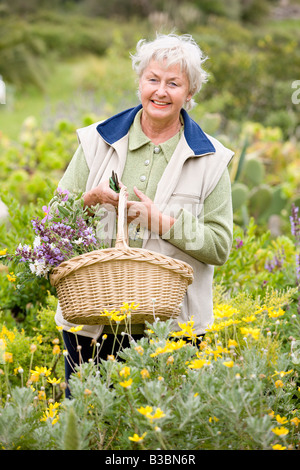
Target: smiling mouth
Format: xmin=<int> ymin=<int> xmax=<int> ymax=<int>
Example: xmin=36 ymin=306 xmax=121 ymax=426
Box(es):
xmin=151 ymin=100 xmax=170 ymax=107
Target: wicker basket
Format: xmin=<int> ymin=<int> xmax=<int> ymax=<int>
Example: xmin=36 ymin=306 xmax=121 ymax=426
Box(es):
xmin=50 ymin=186 xmax=194 ymax=325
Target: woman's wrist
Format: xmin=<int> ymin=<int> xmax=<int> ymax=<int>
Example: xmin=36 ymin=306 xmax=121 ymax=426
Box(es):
xmin=83 ymin=189 xmax=97 ymax=208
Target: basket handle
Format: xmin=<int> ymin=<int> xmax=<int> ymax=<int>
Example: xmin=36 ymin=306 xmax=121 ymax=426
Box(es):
xmin=115 ymin=186 xmax=129 ymax=249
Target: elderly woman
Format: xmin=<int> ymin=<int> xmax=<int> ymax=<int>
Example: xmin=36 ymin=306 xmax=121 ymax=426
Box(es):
xmin=57 ymin=34 xmax=234 ymax=396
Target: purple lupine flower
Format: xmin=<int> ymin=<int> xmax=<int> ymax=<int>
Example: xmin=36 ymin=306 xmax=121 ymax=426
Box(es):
xmin=235 ymin=237 xmax=243 ymax=249
xmin=290 ymin=204 xmax=300 ymax=245
xmin=264 ymin=248 xmax=285 ymax=273
xmin=290 ymin=204 xmax=300 ymax=315
xmin=14 ymin=189 xmax=105 ymax=280
xmin=296 ymin=253 xmax=300 ymax=284
xmin=56 ymin=187 xmax=70 ymax=201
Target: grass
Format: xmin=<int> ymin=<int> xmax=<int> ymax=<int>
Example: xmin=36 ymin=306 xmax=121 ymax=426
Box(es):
xmin=0 ymin=60 xmax=76 ymax=139
xmin=0 ymin=53 xmax=139 ymax=140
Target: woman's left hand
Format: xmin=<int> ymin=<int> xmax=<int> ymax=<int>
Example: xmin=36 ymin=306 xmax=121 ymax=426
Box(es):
xmin=127 ymin=187 xmax=175 ymax=236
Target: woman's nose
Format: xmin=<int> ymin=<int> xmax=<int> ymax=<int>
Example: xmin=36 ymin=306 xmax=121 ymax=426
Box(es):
xmin=156 ymin=82 xmax=167 ymax=96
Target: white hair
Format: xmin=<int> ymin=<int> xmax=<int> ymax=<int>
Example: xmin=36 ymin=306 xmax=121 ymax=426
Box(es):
xmin=130 ymin=33 xmax=209 ymax=111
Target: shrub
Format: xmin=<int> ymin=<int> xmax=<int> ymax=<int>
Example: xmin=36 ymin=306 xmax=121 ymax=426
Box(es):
xmin=1 ymin=300 xmax=299 ymax=450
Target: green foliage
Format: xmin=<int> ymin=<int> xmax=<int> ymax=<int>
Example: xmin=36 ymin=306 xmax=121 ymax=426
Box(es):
xmin=0 ymin=387 xmax=43 ymax=450
xmin=0 ymin=117 xmax=77 ymax=204
xmin=0 ymin=217 xmax=299 ymax=449
xmin=229 ymin=121 xmax=300 ymax=230
xmin=191 ymin=15 xmax=300 ymax=137
xmin=2 ymin=299 xmax=299 ymax=450
xmin=248 ymin=184 xmax=273 ymax=220
xmin=0 ymin=2 xmax=299 ymax=450
xmin=240 ymin=158 xmax=265 ymax=188
xmin=1 ymin=5 xmax=300 ymax=137
xmin=0 ymin=194 xmax=55 ymax=320
xmin=0 ymin=16 xmax=48 ymax=90
xmin=231 ymin=182 xmax=249 ymax=212
xmin=214 ymin=219 xmax=297 ymax=295
xmin=63 ymin=406 xmax=80 ymax=450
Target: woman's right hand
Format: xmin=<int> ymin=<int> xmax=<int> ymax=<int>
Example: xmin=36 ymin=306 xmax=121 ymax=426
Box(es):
xmin=83 ymin=180 xmax=120 ymax=211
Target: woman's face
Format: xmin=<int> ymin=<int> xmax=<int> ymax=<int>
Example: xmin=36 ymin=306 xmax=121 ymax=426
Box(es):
xmin=139 ymin=60 xmax=192 ymax=126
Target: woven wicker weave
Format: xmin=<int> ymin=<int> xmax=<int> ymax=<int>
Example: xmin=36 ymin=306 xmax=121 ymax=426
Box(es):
xmin=50 ymin=186 xmax=194 ymax=325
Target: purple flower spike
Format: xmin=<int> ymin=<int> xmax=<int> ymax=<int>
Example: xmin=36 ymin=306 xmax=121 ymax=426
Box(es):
xmin=12 ymin=189 xmax=105 ymax=281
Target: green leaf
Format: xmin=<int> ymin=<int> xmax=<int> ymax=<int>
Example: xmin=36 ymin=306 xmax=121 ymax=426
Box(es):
xmin=63 ymin=406 xmax=80 ymax=451
xmin=57 ymin=205 xmax=70 ymax=218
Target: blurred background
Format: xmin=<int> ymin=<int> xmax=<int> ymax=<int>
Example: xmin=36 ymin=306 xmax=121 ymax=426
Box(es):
xmin=0 ymin=0 xmax=300 ymax=234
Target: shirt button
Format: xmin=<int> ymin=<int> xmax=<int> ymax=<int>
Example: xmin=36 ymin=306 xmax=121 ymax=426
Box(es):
xmin=140 ymin=175 xmax=146 ymax=182
xmin=144 ymin=159 xmax=150 ymax=166
xmin=154 ymin=146 xmax=161 ymax=154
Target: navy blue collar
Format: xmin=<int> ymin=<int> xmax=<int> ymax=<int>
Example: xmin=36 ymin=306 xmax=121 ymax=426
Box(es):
xmin=96 ymin=104 xmax=215 ymax=155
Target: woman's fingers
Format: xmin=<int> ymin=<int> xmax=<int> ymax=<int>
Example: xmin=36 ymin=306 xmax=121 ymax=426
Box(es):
xmin=84 ymin=180 xmax=119 ymax=210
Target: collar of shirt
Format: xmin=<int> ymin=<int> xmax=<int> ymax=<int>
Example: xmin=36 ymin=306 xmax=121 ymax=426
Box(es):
xmin=128 ymin=109 xmax=184 ymax=163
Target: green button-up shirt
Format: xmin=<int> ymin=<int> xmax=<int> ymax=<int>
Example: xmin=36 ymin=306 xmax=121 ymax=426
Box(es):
xmin=122 ymin=108 xmax=183 ymax=202
xmin=121 ymin=109 xmax=183 ymax=246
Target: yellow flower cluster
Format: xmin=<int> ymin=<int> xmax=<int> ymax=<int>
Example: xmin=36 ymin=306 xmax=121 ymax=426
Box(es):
xmin=206 ymin=302 xmax=286 ymax=337
xmin=119 ymin=378 xmax=132 ymax=388
xmin=68 ymin=325 xmax=83 ymax=334
xmin=214 ymin=304 xmax=239 ymax=319
xmin=272 ymin=426 xmax=289 ymax=436
xmin=7 ymin=272 xmax=16 ymax=283
xmin=268 ymin=307 xmax=285 ymax=319
xmin=0 ymin=322 xmax=66 ymax=406
xmin=119 ymin=366 xmax=130 ymax=378
xmin=206 ymin=318 xmax=240 ymax=333
xmin=171 ymin=316 xmax=198 ymax=341
xmin=187 ymin=343 xmax=235 ymax=369
xmin=268 ymin=409 xmax=300 ymax=447
xmin=140 ymin=368 xmax=150 ymax=379
xmin=188 ymin=358 xmax=211 ymax=369
xmin=1 ymin=325 xmax=16 ymax=343
xmin=240 ymin=326 xmax=261 ymax=340
xmin=30 ymin=366 xmax=52 ymax=382
xmin=40 ymin=402 xmax=61 ymax=425
xmin=150 ymin=339 xmax=187 ymax=357
xmin=119 ymin=366 xmax=133 ymax=388
xmin=99 ymin=302 xmax=139 ymax=323
xmin=0 ymin=326 xmax=16 ymax=363
xmin=137 ymin=405 xmax=166 ymax=422
xmin=129 ymin=432 xmax=147 ymax=442
xmin=134 ymin=345 xmax=144 ymax=355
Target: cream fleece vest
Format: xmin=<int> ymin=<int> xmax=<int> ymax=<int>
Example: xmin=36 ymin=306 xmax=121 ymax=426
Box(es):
xmin=55 ymin=106 xmax=234 ymax=337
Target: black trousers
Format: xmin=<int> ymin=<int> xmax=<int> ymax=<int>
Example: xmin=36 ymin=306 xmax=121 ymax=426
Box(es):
xmin=62 ymin=330 xmax=205 ymax=398
xmin=62 ymin=330 xmax=144 ymax=398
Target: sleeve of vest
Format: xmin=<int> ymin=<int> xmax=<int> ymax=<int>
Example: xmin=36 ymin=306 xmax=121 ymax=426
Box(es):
xmin=162 ymin=169 xmax=233 ymax=265
xmin=56 ymin=144 xmax=90 ymax=194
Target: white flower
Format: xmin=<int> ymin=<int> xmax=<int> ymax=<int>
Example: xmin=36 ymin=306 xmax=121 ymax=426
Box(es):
xmin=33 ymin=236 xmax=41 ymax=248
xmin=29 ymin=263 xmax=37 ymax=274
xmin=29 ymin=260 xmax=49 ymax=277
xmin=73 ymin=237 xmax=83 ymax=245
